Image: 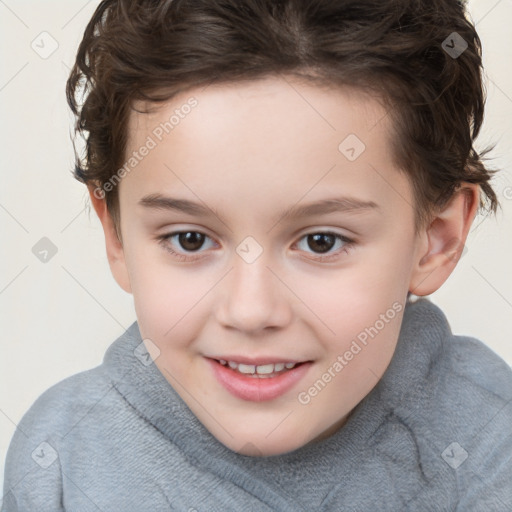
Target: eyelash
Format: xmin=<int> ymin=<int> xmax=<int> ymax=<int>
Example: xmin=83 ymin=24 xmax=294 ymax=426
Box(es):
xmin=156 ymin=230 xmax=356 ymax=263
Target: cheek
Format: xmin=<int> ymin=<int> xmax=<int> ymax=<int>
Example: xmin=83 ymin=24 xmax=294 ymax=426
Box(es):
xmin=293 ymin=262 xmax=405 ymax=371
xmin=317 ymin=307 xmax=403 ymax=411
xmin=125 ymin=248 xmax=200 ymax=339
xmin=293 ymin=268 xmax=403 ymax=340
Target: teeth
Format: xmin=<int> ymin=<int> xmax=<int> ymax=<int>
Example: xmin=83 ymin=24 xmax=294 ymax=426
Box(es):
xmin=256 ymin=364 xmax=274 ymax=374
xmin=218 ymin=359 xmax=298 ymax=375
xmin=237 ymin=363 xmax=255 ymax=374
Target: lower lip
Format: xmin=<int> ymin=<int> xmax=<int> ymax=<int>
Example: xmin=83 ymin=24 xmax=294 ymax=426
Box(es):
xmin=207 ymin=358 xmax=313 ymax=402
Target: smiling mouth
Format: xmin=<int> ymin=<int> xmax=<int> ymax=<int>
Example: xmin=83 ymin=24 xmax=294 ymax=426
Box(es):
xmin=207 ymin=357 xmax=314 ymax=401
xmin=213 ymin=359 xmax=307 ymax=378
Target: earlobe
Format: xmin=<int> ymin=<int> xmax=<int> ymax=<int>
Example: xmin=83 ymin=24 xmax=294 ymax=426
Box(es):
xmin=409 ymin=183 xmax=480 ymax=296
xmin=87 ymin=184 xmax=132 ymax=294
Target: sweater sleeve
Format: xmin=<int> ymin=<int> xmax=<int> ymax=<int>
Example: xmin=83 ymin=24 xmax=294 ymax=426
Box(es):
xmin=1 ymin=389 xmax=65 ymax=511
xmin=453 ymin=417 xmax=512 ymax=511
xmin=449 ymin=338 xmax=512 ymax=511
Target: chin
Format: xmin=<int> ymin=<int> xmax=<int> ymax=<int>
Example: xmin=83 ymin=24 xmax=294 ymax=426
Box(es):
xmin=231 ymin=440 xmax=299 ymax=457
xmin=219 ymin=429 xmax=313 ymax=457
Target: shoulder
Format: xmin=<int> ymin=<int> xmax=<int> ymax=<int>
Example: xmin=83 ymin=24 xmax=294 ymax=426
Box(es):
xmin=435 ymin=333 xmax=512 ymax=508
xmin=405 ymin=297 xmax=512 ymax=406
xmin=2 ymin=365 xmax=111 ymax=510
xmin=449 ymin=336 xmax=512 ymax=511
xmin=9 ymin=364 xmax=113 ymax=439
xmin=445 ymin=336 xmax=512 ymax=402
xmin=388 ymin=299 xmax=512 ymax=508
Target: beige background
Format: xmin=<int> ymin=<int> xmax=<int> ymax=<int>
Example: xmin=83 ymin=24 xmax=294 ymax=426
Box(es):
xmin=1 ymin=0 xmax=511 ymax=493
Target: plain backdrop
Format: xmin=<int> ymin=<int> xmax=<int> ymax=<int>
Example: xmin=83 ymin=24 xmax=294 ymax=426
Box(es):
xmin=1 ymin=0 xmax=511 ymax=493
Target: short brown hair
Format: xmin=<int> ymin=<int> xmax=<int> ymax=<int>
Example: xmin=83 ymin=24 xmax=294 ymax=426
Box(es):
xmin=66 ymin=0 xmax=500 ymax=236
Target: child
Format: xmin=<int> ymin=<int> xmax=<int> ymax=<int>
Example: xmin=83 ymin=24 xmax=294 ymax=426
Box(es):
xmin=3 ymin=0 xmax=511 ymax=510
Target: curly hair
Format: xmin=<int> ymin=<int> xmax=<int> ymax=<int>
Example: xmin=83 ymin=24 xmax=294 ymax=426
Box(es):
xmin=66 ymin=0 xmax=500 ymax=237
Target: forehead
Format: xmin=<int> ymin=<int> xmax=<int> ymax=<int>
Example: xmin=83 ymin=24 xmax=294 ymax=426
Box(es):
xmin=128 ymin=76 xmax=391 ymax=149
xmin=121 ymin=75 xmax=412 ymax=225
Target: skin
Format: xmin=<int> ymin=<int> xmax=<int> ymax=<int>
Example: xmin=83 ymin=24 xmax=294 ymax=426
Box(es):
xmin=88 ymin=75 xmax=479 ymax=456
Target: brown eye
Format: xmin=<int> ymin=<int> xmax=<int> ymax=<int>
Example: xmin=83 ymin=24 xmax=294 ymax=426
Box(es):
xmin=178 ymin=232 xmax=206 ymax=252
xmin=306 ymin=233 xmax=336 ymax=254
xmin=295 ymin=231 xmax=355 ymax=261
xmin=157 ymin=231 xmax=216 ymax=261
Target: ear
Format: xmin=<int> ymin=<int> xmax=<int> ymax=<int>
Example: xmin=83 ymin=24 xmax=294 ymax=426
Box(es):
xmin=87 ymin=184 xmax=132 ymax=294
xmin=409 ymin=183 xmax=480 ymax=296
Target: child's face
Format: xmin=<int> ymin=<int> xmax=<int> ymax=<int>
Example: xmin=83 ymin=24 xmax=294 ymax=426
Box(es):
xmin=110 ymin=76 xmax=428 ymax=456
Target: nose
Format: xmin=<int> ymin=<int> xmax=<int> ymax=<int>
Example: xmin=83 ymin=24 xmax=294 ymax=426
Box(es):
xmin=214 ymin=254 xmax=292 ymax=334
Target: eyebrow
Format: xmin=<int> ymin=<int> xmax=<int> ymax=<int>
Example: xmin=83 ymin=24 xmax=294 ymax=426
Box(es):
xmin=138 ymin=193 xmax=380 ymax=224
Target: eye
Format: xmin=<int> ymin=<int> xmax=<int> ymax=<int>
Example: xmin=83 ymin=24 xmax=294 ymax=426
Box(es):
xmin=157 ymin=231 xmax=216 ymax=261
xmin=294 ymin=232 xmax=355 ymax=261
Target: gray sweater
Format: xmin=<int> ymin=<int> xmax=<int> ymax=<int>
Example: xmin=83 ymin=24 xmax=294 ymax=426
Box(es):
xmin=2 ymin=298 xmax=512 ymax=511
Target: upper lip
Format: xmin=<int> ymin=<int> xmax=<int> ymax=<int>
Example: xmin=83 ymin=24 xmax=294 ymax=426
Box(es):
xmin=207 ymin=355 xmax=311 ymax=366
